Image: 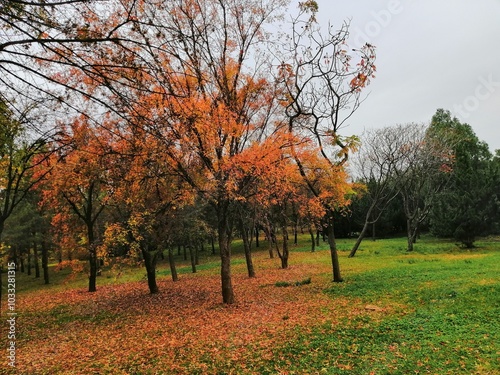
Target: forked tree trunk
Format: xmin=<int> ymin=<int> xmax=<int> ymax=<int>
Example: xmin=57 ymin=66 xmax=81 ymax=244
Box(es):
xmin=275 ymin=226 xmax=289 ymax=269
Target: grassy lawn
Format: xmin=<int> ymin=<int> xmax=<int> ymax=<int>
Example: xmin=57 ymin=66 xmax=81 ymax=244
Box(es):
xmin=1 ymin=236 xmax=499 ymax=374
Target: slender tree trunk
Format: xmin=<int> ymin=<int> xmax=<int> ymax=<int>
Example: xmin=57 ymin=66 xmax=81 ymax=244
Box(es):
xmin=406 ymin=219 xmax=415 ymax=252
xmin=211 ymin=235 xmax=216 ymax=255
xmin=177 ymin=244 xmax=181 ymax=256
xmin=88 ymin=247 xmax=97 ymax=292
xmin=255 ymin=226 xmax=259 ymax=248
xmin=195 ymin=244 xmax=199 ymax=265
xmin=240 ymin=218 xmax=255 ymax=278
xmin=218 ymin=203 xmax=234 ymax=304
xmin=349 ymin=221 xmax=370 ymax=258
xmin=316 ymin=230 xmax=320 ymax=246
xmin=309 ymin=225 xmax=316 ymax=252
xmin=294 ymin=222 xmax=298 ymax=245
xmin=326 ymin=214 xmax=343 ymax=282
xmin=189 ymin=246 xmax=197 ymax=273
xmin=34 ymin=242 xmax=40 ymax=278
xmin=27 ymin=247 xmax=32 ymax=276
xmin=142 ymin=247 xmax=159 ymax=294
xmin=281 ymin=226 xmax=289 ymax=269
xmin=20 ymin=252 xmax=24 ymax=273
xmin=42 ymin=240 xmax=49 ymax=285
xmin=168 ymin=247 xmax=178 ymax=282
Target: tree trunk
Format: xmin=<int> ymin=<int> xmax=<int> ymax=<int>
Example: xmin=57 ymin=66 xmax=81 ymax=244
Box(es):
xmin=349 ymin=221 xmax=370 ymax=258
xmin=240 ymin=218 xmax=255 ymax=278
xmin=326 ymin=214 xmax=343 ymax=282
xmin=406 ymin=219 xmax=415 ymax=252
xmin=41 ymin=240 xmax=49 ymax=285
xmin=309 ymin=225 xmax=316 ymax=252
xmin=255 ymin=226 xmax=260 ymax=248
xmin=168 ymin=247 xmax=178 ymax=282
xmin=143 ymin=248 xmax=159 ymax=294
xmin=218 ymin=205 xmax=234 ymax=304
xmin=88 ymin=246 xmax=97 ymax=292
xmin=189 ymin=245 xmax=197 ymax=273
xmin=34 ymin=241 xmax=40 ymax=278
xmin=211 ymin=235 xmax=216 ymax=255
xmin=27 ymin=247 xmax=32 ymax=276
xmin=275 ymin=226 xmax=289 ymax=269
xmin=20 ymin=252 xmax=24 ymax=273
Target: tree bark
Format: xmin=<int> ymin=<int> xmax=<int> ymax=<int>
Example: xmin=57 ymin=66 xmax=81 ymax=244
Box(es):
xmin=240 ymin=218 xmax=255 ymax=278
xmin=168 ymin=247 xmax=178 ymax=282
xmin=189 ymin=245 xmax=196 ymax=273
xmin=142 ymin=247 xmax=159 ymax=294
xmin=217 ymin=203 xmax=234 ymax=304
xmin=309 ymin=225 xmax=316 ymax=252
xmin=349 ymin=221 xmax=370 ymax=258
xmin=34 ymin=241 xmax=40 ymax=278
xmin=41 ymin=240 xmax=49 ymax=285
xmin=326 ymin=214 xmax=343 ymax=282
xmin=27 ymin=247 xmax=32 ymax=276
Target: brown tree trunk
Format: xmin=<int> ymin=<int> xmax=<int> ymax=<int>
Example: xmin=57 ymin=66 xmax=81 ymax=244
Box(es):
xmin=240 ymin=218 xmax=255 ymax=278
xmin=326 ymin=214 xmax=342 ymax=282
xmin=255 ymin=226 xmax=260 ymax=248
xmin=189 ymin=245 xmax=197 ymax=273
xmin=42 ymin=240 xmax=49 ymax=285
xmin=309 ymin=225 xmax=316 ymax=252
xmin=27 ymin=246 xmax=32 ymax=276
xmin=143 ymin=247 xmax=159 ymax=294
xmin=168 ymin=247 xmax=178 ymax=282
xmin=88 ymin=248 xmax=97 ymax=292
xmin=34 ymin=241 xmax=40 ymax=278
xmin=275 ymin=226 xmax=289 ymax=269
xmin=349 ymin=221 xmax=370 ymax=258
xmin=218 ymin=206 xmax=235 ymax=304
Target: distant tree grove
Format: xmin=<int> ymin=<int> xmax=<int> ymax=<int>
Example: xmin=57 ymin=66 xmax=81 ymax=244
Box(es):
xmin=1 ymin=1 xmax=498 ymax=303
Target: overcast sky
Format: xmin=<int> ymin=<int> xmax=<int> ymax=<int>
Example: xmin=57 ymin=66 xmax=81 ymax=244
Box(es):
xmin=307 ymin=0 xmax=500 ymax=151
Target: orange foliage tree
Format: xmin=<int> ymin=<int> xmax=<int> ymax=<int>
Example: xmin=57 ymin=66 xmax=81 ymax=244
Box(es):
xmin=36 ymin=115 xmax=117 ymax=292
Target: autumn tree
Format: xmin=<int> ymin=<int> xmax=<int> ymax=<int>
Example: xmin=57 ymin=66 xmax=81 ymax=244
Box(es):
xmin=38 ymin=116 xmax=117 ymax=292
xmin=278 ymin=2 xmax=376 ymax=281
xmin=101 ymin=131 xmax=194 ymax=293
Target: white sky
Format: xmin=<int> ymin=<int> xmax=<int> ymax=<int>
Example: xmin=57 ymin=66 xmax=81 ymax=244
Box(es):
xmin=306 ymin=0 xmax=500 ymax=151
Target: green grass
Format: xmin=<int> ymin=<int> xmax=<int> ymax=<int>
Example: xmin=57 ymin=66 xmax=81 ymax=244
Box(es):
xmin=253 ymin=237 xmax=500 ymax=375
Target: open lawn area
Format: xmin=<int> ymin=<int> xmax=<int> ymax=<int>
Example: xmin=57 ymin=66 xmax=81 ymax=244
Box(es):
xmin=2 ymin=236 xmax=499 ymax=374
